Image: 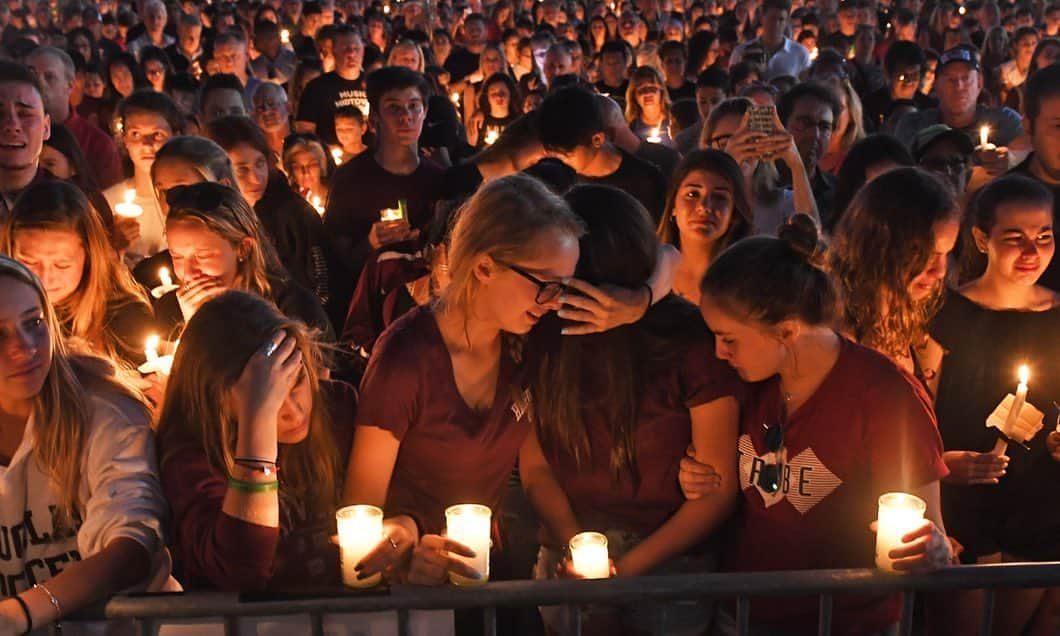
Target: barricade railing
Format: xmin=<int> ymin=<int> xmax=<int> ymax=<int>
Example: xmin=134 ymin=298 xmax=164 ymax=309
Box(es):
xmin=67 ymin=561 xmax=1060 ymax=636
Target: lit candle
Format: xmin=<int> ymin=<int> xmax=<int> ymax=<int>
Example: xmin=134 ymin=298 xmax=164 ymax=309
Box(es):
xmin=150 ymin=266 xmax=179 ymax=299
xmin=483 ymin=128 xmax=500 ymax=146
xmin=114 ymin=188 xmax=143 ymax=218
xmin=383 ymin=3 xmax=391 ymax=13
xmin=450 ymin=91 xmax=461 ymax=106
xmin=992 ymin=365 xmax=1030 ymax=455
xmin=280 ymin=28 xmax=290 ymax=44
xmin=810 ymin=46 xmax=819 ymax=61
xmin=445 ymin=504 xmax=491 ymax=586
xmin=646 ymin=127 xmax=662 ymax=143
xmin=337 ymin=505 xmax=384 ymax=588
xmin=331 ymin=147 xmax=343 ymax=165
xmin=379 ymin=207 xmax=403 ymax=222
xmin=569 ymin=532 xmax=610 ymax=579
xmin=959 ymin=5 xmax=966 ymax=14
xmin=875 ymin=492 xmax=927 ymax=573
xmin=138 ymin=334 xmax=175 ymax=376
xmin=311 ymin=195 xmax=325 ymax=217
xmin=979 ymin=125 xmax=996 ymax=150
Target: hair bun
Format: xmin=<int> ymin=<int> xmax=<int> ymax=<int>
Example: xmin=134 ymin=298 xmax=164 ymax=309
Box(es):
xmin=778 ymin=214 xmax=827 ymax=267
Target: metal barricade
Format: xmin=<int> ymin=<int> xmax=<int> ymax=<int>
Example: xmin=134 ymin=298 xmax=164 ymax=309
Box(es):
xmin=72 ymin=562 xmax=1060 ymax=636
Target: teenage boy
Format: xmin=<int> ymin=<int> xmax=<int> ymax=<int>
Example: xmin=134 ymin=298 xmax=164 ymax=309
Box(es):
xmin=324 ymin=67 xmax=442 ymax=277
xmin=537 ymin=86 xmax=667 ymax=222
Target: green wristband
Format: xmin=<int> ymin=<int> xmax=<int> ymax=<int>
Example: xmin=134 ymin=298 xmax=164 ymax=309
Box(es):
xmin=227 ymin=477 xmax=279 ymax=493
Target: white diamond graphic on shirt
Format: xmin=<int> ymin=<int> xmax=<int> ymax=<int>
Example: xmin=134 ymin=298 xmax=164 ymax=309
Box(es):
xmin=737 ymin=434 xmax=843 ymax=514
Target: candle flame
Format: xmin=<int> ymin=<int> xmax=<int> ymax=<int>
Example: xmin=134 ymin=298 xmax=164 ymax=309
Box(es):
xmin=159 ymin=267 xmax=172 ymax=287
xmin=484 ymin=129 xmax=499 ymax=145
xmin=123 ymin=188 xmax=136 ymax=204
xmin=980 ymin=125 xmax=990 ymax=147
xmin=450 ymin=92 xmax=460 ymax=105
xmin=1019 ymin=364 xmax=1030 ymax=385
xmin=331 ymin=147 xmax=343 ymax=164
xmin=280 ymin=28 xmax=290 ymax=44
xmin=145 ymin=334 xmax=160 ymax=362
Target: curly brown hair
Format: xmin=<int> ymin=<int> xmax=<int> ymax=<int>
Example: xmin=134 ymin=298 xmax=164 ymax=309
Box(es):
xmin=831 ymin=167 xmax=957 ymax=360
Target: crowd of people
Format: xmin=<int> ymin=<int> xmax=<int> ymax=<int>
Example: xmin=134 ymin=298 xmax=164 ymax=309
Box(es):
xmin=0 ymin=0 xmax=1059 ymax=632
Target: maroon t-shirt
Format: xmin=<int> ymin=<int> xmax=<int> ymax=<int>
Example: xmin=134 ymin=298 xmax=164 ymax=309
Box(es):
xmin=323 ymin=152 xmax=443 ymax=276
xmin=544 ymin=328 xmax=741 ymax=539
xmin=355 ymin=305 xmax=531 ymax=534
xmin=725 ymin=336 xmax=947 ymax=633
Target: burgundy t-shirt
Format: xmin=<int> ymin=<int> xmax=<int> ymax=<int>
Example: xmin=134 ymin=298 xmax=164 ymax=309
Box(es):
xmin=725 ymin=337 xmax=948 ymax=633
xmin=544 ymin=329 xmax=741 ymax=538
xmin=355 ymin=305 xmax=531 ymax=534
xmin=323 ymin=152 xmax=443 ymax=276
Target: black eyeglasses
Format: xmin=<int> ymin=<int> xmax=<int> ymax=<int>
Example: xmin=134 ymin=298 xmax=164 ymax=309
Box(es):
xmin=757 ymin=420 xmax=785 ymax=494
xmin=495 ymin=260 xmax=566 ymax=304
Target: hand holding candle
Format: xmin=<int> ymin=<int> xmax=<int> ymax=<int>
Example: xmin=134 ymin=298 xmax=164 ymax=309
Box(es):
xmin=483 ymin=128 xmax=500 ymax=146
xmin=646 ymin=127 xmax=662 ymax=143
xmin=875 ymin=492 xmax=927 ymax=573
xmin=445 ymin=504 xmax=491 ymax=586
xmin=138 ymin=334 xmax=176 ymax=376
xmin=979 ymin=125 xmax=996 ymax=151
xmin=569 ymin=532 xmax=610 ymax=579
xmin=988 ymin=365 xmax=1044 ymax=455
xmin=114 ymin=188 xmax=143 ymax=218
xmin=337 ymin=505 xmax=384 ymax=588
xmin=150 ymin=266 xmax=179 ymax=299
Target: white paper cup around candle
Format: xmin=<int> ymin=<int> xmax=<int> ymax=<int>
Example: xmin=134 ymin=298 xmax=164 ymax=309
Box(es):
xmin=379 ymin=207 xmax=403 ymax=223
xmin=337 ymin=504 xmax=384 ymax=588
xmin=445 ymin=504 xmax=491 ymax=586
xmin=875 ymin=492 xmax=927 ymax=573
xmin=115 ymin=188 xmax=143 ymax=218
xmin=569 ymin=532 xmax=610 ymax=579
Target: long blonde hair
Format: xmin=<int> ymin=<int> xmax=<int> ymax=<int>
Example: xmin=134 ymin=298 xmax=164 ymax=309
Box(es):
xmin=165 ymin=182 xmax=289 ymax=300
xmin=625 ymin=65 xmax=671 ymax=125
xmin=2 ymin=182 xmax=152 ymax=363
xmin=156 ymin=290 xmax=339 ymax=514
xmin=439 ymin=174 xmax=585 ymax=321
xmin=0 ymin=255 xmax=149 ymax=522
xmin=825 ymin=77 xmax=866 ymax=159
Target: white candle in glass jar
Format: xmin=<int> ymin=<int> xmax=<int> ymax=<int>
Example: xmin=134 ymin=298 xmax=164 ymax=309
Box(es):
xmin=875 ymin=492 xmax=927 ymax=573
xmin=569 ymin=532 xmax=610 ymax=579
xmin=445 ymin=504 xmax=491 ymax=586
xmin=337 ymin=505 xmax=384 ymax=588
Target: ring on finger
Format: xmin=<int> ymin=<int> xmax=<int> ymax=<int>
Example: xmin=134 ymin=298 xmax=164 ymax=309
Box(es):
xmin=263 ymin=341 xmax=280 ymax=358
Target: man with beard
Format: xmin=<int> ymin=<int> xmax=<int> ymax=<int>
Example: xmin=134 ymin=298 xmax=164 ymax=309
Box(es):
xmin=894 ymin=45 xmax=1022 ymax=179
xmin=777 ymin=82 xmax=840 ymax=219
xmin=252 ymin=82 xmax=291 ymax=157
xmin=1011 ymin=64 xmax=1060 ymax=290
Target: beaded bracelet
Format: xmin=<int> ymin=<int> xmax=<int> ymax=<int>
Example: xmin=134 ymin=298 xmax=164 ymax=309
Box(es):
xmin=227 ymin=477 xmax=279 ymax=494
xmin=11 ymin=593 xmax=31 ymax=634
